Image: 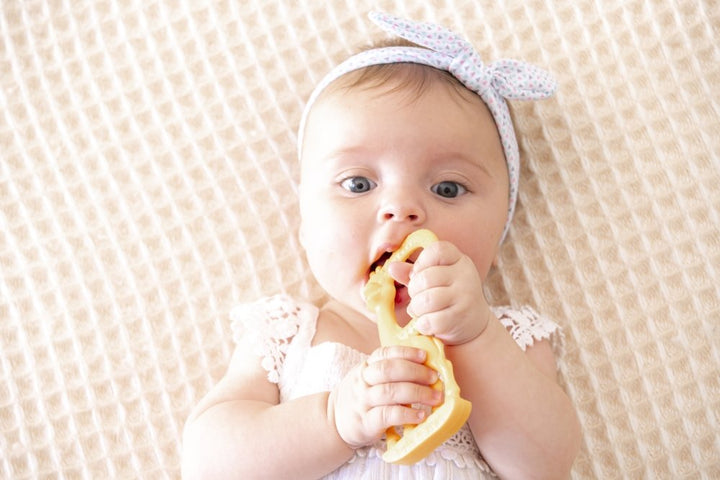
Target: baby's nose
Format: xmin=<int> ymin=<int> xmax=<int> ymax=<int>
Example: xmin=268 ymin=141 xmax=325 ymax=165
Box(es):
xmin=377 ymin=194 xmax=426 ymax=224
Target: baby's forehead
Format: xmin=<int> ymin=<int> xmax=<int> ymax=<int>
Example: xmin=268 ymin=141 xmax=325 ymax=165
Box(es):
xmin=302 ymin=64 xmax=497 ymax=150
xmin=318 ymin=62 xmax=475 ymax=105
xmin=300 ymin=76 xmax=505 ymax=177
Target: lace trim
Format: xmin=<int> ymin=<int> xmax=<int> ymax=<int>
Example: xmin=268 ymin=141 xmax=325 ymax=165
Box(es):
xmin=230 ymin=296 xmax=558 ymax=473
xmin=348 ymin=424 xmax=495 ymax=473
xmin=230 ymin=294 xmax=307 ymax=384
xmin=231 ymin=296 xmax=562 ymax=385
xmin=492 ymin=305 xmax=562 ymax=353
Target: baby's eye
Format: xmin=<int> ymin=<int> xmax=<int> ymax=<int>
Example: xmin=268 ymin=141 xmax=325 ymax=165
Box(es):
xmin=431 ymin=181 xmax=467 ymax=198
xmin=341 ymin=176 xmax=376 ymax=193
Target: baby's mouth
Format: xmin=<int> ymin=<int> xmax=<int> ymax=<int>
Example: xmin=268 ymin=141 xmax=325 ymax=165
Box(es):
xmin=367 ymin=252 xmax=413 ymax=305
xmin=369 ymin=251 xmax=393 ymax=274
xmin=368 ymin=249 xmax=420 ymax=278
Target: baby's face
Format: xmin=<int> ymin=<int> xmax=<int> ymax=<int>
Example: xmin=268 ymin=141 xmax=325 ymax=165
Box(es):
xmin=298 ymin=78 xmax=509 ymax=322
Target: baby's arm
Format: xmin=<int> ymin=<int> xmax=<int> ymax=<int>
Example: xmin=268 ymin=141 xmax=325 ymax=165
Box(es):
xmin=181 ymin=346 xmax=354 ymax=479
xmin=396 ymin=242 xmax=581 ymax=478
xmin=449 ymin=324 xmax=581 ymax=479
xmin=182 ymin=341 xmax=440 ymax=478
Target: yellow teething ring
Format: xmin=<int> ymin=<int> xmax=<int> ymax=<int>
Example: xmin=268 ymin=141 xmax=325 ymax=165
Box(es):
xmin=363 ymin=229 xmax=472 ymax=465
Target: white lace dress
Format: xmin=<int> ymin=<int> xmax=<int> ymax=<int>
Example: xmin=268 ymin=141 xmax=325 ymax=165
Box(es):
xmin=231 ymin=294 xmax=561 ymax=479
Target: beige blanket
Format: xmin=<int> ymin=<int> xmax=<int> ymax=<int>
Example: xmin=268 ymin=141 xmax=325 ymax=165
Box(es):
xmin=2 ymin=1 xmax=718 ymax=477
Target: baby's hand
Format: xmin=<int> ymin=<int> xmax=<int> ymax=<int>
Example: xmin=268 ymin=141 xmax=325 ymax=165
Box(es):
xmin=330 ymin=346 xmax=442 ymax=449
xmin=388 ymin=241 xmax=492 ymax=345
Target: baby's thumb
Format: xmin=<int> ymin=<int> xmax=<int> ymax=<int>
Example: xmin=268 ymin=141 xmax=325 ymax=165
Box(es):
xmin=386 ymin=261 xmax=413 ymax=286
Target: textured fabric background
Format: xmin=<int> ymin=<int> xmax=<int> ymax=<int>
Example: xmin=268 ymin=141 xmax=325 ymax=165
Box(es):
xmin=1 ymin=1 xmax=718 ymax=478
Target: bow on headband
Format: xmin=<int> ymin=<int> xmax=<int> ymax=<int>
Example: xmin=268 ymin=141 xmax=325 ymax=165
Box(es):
xmin=298 ymin=11 xmax=557 ymax=242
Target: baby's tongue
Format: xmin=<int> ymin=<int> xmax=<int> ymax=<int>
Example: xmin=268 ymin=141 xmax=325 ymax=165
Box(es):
xmin=394 ymin=282 xmax=409 ymax=305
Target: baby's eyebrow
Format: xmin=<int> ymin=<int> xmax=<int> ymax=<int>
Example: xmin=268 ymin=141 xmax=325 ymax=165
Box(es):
xmin=300 ymin=147 xmax=366 ymax=176
xmin=326 ymin=145 xmax=370 ymax=159
xmin=433 ymin=151 xmax=496 ymax=179
xmin=309 ymin=143 xmax=372 ymax=165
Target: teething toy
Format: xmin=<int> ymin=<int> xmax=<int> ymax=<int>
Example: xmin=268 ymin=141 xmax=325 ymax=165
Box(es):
xmin=363 ymin=229 xmax=472 ymax=465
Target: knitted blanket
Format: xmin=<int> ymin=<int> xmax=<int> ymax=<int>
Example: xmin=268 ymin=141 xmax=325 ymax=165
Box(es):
xmin=2 ymin=1 xmax=718 ymax=477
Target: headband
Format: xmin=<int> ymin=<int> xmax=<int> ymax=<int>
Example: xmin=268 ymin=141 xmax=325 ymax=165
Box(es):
xmin=298 ymin=11 xmax=557 ymax=242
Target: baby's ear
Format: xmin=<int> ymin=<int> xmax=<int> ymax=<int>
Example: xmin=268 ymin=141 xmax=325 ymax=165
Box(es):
xmin=485 ymin=253 xmax=501 ymax=274
xmin=491 ymin=235 xmax=507 ymax=269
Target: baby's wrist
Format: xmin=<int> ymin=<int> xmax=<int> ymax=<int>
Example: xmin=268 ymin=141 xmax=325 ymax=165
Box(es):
xmin=326 ymin=390 xmax=360 ymax=453
xmin=460 ymin=310 xmax=504 ymax=350
xmin=453 ymin=306 xmax=493 ymax=346
xmin=328 ymin=389 xmax=369 ymax=452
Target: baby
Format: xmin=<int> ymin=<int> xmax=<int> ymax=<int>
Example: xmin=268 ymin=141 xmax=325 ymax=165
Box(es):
xmin=183 ymin=11 xmax=581 ymax=479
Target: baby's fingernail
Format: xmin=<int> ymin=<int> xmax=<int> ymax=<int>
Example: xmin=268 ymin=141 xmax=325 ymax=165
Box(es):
xmin=416 ymin=409 xmax=426 ymax=420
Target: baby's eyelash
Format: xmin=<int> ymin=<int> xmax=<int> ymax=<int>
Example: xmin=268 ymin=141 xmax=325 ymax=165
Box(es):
xmin=431 ymin=180 xmax=468 ymax=198
xmin=340 ymin=176 xmax=376 ymax=193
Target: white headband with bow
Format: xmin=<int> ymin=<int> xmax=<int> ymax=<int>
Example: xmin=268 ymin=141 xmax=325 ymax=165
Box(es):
xmin=298 ymin=11 xmax=558 ymax=242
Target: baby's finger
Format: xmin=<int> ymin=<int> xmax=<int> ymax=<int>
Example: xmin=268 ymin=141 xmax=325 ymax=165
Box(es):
xmin=411 ymin=241 xmax=462 ymax=273
xmin=367 ymin=345 xmax=426 ymax=364
xmin=363 ymin=357 xmax=438 ymax=386
xmin=406 ymin=265 xmax=454 ymax=299
xmin=408 ymin=284 xmax=455 ymax=319
xmin=386 ymin=261 xmax=413 ymax=286
xmin=366 ymin=404 xmax=429 ymax=431
xmin=366 ymin=381 xmax=443 ymax=408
